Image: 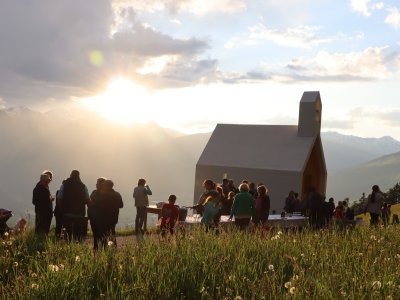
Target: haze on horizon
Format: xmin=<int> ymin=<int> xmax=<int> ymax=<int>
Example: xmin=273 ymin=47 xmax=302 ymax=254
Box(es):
xmin=0 ymin=0 xmax=400 ymax=138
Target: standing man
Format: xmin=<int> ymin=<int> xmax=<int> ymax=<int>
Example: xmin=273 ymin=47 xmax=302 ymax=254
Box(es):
xmin=32 ymin=172 xmax=53 ymax=235
xmin=58 ymin=170 xmax=90 ymax=241
xmin=88 ymin=177 xmax=106 ymax=247
xmin=94 ymin=179 xmax=123 ymax=250
xmin=133 ymin=178 xmax=152 ymax=234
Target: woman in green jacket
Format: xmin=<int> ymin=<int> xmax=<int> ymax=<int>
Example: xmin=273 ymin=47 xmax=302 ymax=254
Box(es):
xmin=229 ymin=183 xmax=255 ymax=230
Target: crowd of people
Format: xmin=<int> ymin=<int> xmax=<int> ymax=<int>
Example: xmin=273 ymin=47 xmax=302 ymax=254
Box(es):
xmin=1 ymin=170 xmax=398 ymax=248
xmin=32 ymin=170 xmax=124 ymax=250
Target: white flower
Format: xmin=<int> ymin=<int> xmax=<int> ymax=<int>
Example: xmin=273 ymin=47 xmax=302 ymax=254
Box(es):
xmin=7 ymin=241 xmax=12 ymax=246
xmin=372 ymin=281 xmax=382 ymax=290
xmin=13 ymin=262 xmax=18 ymax=267
xmin=268 ymin=264 xmax=274 ymax=271
xmin=49 ymin=264 xmax=59 ymax=272
xmin=75 ymin=256 xmax=81 ymax=262
xmin=4 ymin=232 xmax=9 ymax=237
xmin=31 ymin=283 xmax=39 ymax=290
xmin=59 ymin=264 xmax=65 ymax=271
xmin=277 ymin=231 xmax=283 ymax=235
xmin=289 ymin=287 xmax=296 ymax=294
xmin=107 ymin=241 xmax=114 ymax=247
xmin=284 ymin=282 xmax=291 ymax=289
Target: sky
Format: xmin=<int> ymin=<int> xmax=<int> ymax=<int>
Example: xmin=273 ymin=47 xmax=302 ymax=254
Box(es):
xmin=1 ymin=0 xmax=400 ymax=138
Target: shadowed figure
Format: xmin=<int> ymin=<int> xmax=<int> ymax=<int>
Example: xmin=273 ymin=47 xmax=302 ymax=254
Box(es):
xmin=93 ymin=179 xmax=123 ymax=250
xmin=32 ymin=172 xmax=53 ymax=235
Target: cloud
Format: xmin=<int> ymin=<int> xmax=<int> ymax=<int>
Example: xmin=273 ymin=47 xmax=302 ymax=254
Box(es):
xmin=385 ymin=7 xmax=400 ymax=30
xmin=322 ymin=119 xmax=355 ymax=130
xmin=0 ymin=1 xmax=213 ymax=105
xmin=0 ymin=98 xmax=6 ymax=109
xmin=350 ymin=0 xmax=372 ymax=17
xmin=141 ymin=57 xmax=218 ymax=88
xmin=349 ymin=0 xmax=384 ymax=17
xmin=282 ymin=46 xmax=397 ymax=81
xmin=348 ymin=107 xmax=400 ymax=126
xmin=226 ymin=24 xmax=357 ymax=49
xmin=114 ymin=0 xmax=246 ymax=16
xmin=111 ymin=26 xmax=208 ymax=57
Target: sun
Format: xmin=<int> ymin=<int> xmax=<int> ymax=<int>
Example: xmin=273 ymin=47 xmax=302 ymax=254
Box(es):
xmin=80 ymin=78 xmax=150 ymax=124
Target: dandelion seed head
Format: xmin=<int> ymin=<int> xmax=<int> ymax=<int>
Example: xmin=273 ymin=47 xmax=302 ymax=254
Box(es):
xmin=372 ymin=281 xmax=382 ymax=289
xmin=268 ymin=264 xmax=274 ymax=271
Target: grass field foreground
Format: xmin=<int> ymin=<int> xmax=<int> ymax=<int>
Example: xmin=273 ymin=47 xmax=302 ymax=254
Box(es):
xmin=1 ymin=225 xmax=400 ymax=299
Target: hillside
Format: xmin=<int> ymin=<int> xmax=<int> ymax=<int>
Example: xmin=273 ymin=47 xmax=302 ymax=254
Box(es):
xmin=327 ymin=152 xmax=400 ymax=201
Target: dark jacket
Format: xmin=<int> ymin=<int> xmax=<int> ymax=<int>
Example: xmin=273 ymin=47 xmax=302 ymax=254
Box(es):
xmin=95 ymin=190 xmax=123 ymax=228
xmin=62 ymin=178 xmax=87 ymax=216
xmin=32 ymin=182 xmax=52 ymax=213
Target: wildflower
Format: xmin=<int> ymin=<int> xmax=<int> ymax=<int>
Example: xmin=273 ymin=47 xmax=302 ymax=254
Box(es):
xmin=4 ymin=232 xmax=9 ymax=237
xmin=300 ymin=253 xmax=305 ymax=258
xmin=31 ymin=283 xmax=39 ymax=290
xmin=293 ymin=275 xmax=299 ymax=280
xmin=277 ymin=231 xmax=283 ymax=235
xmin=7 ymin=241 xmax=12 ymax=246
xmin=13 ymin=262 xmax=18 ymax=267
xmin=108 ymin=241 xmax=113 ymax=247
xmin=289 ymin=287 xmax=296 ymax=294
xmin=59 ymin=264 xmax=65 ymax=271
xmin=284 ymin=282 xmax=291 ymax=289
xmin=372 ymin=281 xmax=382 ymax=290
xmin=268 ymin=264 xmax=274 ymax=271
xmin=75 ymin=256 xmax=81 ymax=262
xmin=49 ymin=264 xmax=59 ymax=272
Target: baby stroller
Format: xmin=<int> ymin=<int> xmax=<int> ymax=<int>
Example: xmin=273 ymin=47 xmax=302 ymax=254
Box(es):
xmin=0 ymin=209 xmax=12 ymax=236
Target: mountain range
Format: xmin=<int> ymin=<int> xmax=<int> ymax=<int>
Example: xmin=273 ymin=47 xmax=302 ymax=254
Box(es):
xmin=1 ymin=107 xmax=400 ymax=225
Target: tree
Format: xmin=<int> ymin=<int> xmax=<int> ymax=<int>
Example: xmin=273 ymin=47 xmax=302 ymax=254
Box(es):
xmin=385 ymin=183 xmax=400 ymax=205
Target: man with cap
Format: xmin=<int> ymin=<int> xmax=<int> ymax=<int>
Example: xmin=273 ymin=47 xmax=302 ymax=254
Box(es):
xmin=32 ymin=172 xmax=54 ymax=235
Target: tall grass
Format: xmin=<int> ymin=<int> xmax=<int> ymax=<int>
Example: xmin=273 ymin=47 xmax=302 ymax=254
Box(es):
xmin=1 ymin=225 xmax=400 ymax=299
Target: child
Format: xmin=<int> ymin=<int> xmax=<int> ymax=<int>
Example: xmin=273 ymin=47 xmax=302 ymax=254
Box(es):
xmin=160 ymin=195 xmax=179 ymax=237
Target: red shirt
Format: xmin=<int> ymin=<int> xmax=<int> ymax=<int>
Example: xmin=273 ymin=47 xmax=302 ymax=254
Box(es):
xmin=160 ymin=203 xmax=179 ymax=228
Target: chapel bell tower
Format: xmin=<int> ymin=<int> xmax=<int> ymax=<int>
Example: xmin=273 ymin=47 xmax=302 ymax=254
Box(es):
xmin=298 ymin=91 xmax=322 ymax=137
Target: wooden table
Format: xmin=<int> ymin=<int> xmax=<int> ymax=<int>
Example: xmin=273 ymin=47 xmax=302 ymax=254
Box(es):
xmin=144 ymin=205 xmax=162 ymax=231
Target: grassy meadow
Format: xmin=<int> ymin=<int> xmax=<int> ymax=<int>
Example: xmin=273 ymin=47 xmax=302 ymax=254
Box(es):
xmin=1 ymin=225 xmax=400 ymax=299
